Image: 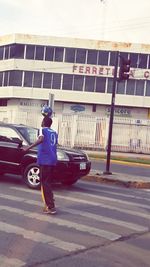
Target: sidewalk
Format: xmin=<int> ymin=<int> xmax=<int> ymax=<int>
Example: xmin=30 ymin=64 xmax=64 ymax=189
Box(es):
xmin=83 ymin=151 xmax=150 ymax=189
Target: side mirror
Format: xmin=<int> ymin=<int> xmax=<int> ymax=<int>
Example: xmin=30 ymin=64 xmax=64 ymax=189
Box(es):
xmin=12 ymin=137 xmax=23 ymax=147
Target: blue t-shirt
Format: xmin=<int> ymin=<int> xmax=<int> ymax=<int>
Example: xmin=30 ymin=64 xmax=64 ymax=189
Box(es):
xmin=37 ymin=127 xmax=58 ymax=166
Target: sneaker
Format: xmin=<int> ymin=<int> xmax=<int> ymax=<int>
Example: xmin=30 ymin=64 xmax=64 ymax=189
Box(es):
xmin=43 ymin=206 xmax=57 ymax=215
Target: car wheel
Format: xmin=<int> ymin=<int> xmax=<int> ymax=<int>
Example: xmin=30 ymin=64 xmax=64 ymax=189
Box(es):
xmin=61 ymin=178 xmax=78 ymax=186
xmin=23 ymin=163 xmax=41 ymax=189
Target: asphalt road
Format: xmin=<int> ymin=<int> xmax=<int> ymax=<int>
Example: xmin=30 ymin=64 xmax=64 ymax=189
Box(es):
xmin=0 ymin=176 xmax=150 ymax=267
xmin=91 ymin=159 xmax=150 ymax=177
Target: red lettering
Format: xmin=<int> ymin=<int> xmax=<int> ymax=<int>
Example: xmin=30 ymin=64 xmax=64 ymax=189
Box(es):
xmin=92 ymin=67 xmax=97 ymax=75
xmin=129 ymin=69 xmax=135 ymax=78
xmin=85 ymin=66 xmax=90 ymax=74
xmin=79 ymin=66 xmax=84 ymax=73
xmin=99 ymin=67 xmax=104 ymax=75
xmin=105 ymin=67 xmax=111 ymax=75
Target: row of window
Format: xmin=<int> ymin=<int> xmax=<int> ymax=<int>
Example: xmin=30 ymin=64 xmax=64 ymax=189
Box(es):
xmin=0 ymin=43 xmax=150 ymax=68
xmin=0 ymin=70 xmax=150 ymax=96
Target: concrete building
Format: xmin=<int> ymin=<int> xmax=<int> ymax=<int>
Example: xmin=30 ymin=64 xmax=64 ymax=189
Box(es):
xmin=0 ymin=33 xmax=150 ymax=125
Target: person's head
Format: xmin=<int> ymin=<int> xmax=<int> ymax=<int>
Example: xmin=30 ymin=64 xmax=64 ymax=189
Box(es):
xmin=41 ymin=116 xmax=52 ymax=128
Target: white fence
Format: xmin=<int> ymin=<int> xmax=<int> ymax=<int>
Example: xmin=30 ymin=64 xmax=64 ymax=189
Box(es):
xmin=1 ymin=109 xmax=150 ymax=154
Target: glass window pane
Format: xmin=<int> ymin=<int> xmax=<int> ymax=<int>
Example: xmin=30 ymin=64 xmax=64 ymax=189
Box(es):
xmin=9 ymin=70 xmax=23 ymax=86
xmin=43 ymin=73 xmax=52 ymax=88
xmin=4 ymin=71 xmax=9 ymax=86
xmin=23 ymin=71 xmax=33 ymax=87
xmin=62 ymin=74 xmax=73 ymax=90
xmin=0 ymin=46 xmax=4 ymax=60
xmin=126 ymin=79 xmax=135 ymax=95
xmin=45 ymin=46 xmax=54 ymax=61
xmin=33 ymin=72 xmax=42 ymax=88
xmin=12 ymin=44 xmax=25 ymax=59
xmin=95 ymin=77 xmax=106 ymax=92
xmin=129 ymin=53 xmax=138 ymax=68
xmin=145 ymin=80 xmax=150 ymax=96
xmin=135 ymin=80 xmax=145 ymax=96
xmin=107 ymin=78 xmax=113 ymax=93
xmin=52 ymin=73 xmax=61 ymax=89
xmin=138 ymin=54 xmax=148 ymax=68
xmin=35 ymin=46 xmax=44 ymax=60
xmin=87 ymin=50 xmax=98 ymax=64
xmin=73 ymin=75 xmax=84 ymax=91
xmin=65 ymin=48 xmax=75 ymax=63
xmin=109 ymin=51 xmax=116 ymax=66
xmin=117 ymin=80 xmax=125 ymax=94
xmin=98 ymin=51 xmax=109 ymax=65
xmin=54 ymin=47 xmax=64 ymax=62
xmin=4 ymin=46 xmax=9 ymax=59
xmin=84 ymin=76 xmax=95 ymax=92
xmin=26 ymin=45 xmax=35 ymax=59
xmin=0 ymin=72 xmax=3 ymax=86
xmin=76 ymin=49 xmax=86 ymax=63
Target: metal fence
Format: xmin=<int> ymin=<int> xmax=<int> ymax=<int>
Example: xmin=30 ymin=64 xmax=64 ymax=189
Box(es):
xmin=2 ymin=109 xmax=150 ymax=154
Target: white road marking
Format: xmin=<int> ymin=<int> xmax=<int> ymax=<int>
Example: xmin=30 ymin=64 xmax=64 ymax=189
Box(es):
xmin=0 ymin=205 xmax=121 ymax=241
xmin=0 ymin=221 xmax=85 ymax=252
xmin=0 ymin=255 xmax=25 ymax=267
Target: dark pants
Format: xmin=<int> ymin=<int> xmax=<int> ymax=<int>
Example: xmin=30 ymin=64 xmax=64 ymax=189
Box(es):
xmin=40 ymin=165 xmax=55 ymax=209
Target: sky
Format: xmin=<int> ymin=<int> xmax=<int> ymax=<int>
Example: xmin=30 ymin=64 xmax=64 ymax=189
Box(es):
xmin=0 ymin=0 xmax=150 ymax=44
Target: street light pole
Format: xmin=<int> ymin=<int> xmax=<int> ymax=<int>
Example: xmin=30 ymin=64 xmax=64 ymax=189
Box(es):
xmin=103 ymin=51 xmax=119 ymax=174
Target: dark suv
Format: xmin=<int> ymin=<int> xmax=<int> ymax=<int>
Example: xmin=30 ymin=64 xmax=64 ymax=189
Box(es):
xmin=0 ymin=122 xmax=91 ymax=189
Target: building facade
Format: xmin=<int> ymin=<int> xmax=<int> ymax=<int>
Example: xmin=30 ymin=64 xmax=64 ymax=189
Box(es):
xmin=0 ymin=33 xmax=150 ymax=126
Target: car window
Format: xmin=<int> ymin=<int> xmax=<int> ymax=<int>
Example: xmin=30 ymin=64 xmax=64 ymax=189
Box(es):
xmin=0 ymin=127 xmax=20 ymax=142
xmin=17 ymin=127 xmax=38 ymax=145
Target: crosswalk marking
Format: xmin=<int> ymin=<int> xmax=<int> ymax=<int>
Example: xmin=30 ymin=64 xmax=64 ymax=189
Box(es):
xmin=0 ymin=205 xmax=121 ymax=241
xmin=0 ymin=193 xmax=149 ymax=232
xmin=10 ymin=186 xmax=150 ymax=210
xmin=0 ymin=255 xmax=25 ymax=267
xmin=0 ymin=221 xmax=85 ymax=252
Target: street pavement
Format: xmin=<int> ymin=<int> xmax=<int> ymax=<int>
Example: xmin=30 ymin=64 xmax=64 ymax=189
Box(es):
xmin=84 ymin=151 xmax=150 ymax=189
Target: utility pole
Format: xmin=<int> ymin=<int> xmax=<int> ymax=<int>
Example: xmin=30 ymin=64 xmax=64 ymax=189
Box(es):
xmin=103 ymin=51 xmax=119 ymax=174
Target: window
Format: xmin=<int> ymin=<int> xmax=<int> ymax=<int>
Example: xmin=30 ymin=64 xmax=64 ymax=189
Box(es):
xmin=0 ymin=127 xmax=20 ymax=140
xmin=107 ymin=78 xmax=113 ymax=93
xmin=54 ymin=47 xmax=64 ymax=62
xmin=26 ymin=45 xmax=35 ymax=59
xmin=33 ymin=72 xmax=42 ymax=88
xmin=45 ymin=46 xmax=54 ymax=61
xmin=145 ymin=80 xmax=150 ymax=96
xmin=84 ymin=76 xmax=95 ymax=92
xmin=52 ymin=73 xmax=61 ymax=89
xmin=23 ymin=71 xmax=33 ymax=87
xmin=117 ymin=80 xmax=125 ymax=94
xmin=0 ymin=46 xmax=4 ymax=60
xmin=73 ymin=75 xmax=84 ymax=91
xmin=126 ymin=79 xmax=135 ymax=95
xmin=35 ymin=46 xmax=44 ymax=60
xmin=0 ymin=72 xmax=3 ymax=86
xmin=98 ymin=51 xmax=109 ymax=65
xmin=87 ymin=50 xmax=98 ymax=65
xmin=4 ymin=46 xmax=9 ymax=59
xmin=109 ymin=51 xmax=116 ymax=66
xmin=10 ymin=44 xmax=25 ymax=59
xmin=65 ymin=48 xmax=75 ymax=63
xmin=76 ymin=49 xmax=86 ymax=63
xmin=0 ymin=99 xmax=7 ymax=106
xmin=62 ymin=74 xmax=73 ymax=90
xmin=43 ymin=73 xmax=52 ymax=88
xmin=135 ymin=80 xmax=145 ymax=96
xmin=3 ymin=71 xmax=9 ymax=86
xmin=138 ymin=54 xmax=148 ymax=69
xmin=129 ymin=53 xmax=138 ymax=68
xmin=9 ymin=70 xmax=23 ymax=86
xmin=95 ymin=77 xmax=106 ymax=93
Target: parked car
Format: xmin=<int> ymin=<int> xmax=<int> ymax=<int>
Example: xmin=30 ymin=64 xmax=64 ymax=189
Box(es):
xmin=0 ymin=122 xmax=91 ymax=189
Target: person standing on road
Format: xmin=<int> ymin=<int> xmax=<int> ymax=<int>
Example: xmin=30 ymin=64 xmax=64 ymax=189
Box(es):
xmin=23 ymin=116 xmax=58 ymax=215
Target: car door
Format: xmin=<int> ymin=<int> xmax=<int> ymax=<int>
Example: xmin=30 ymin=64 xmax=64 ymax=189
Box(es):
xmin=0 ymin=126 xmax=23 ymax=173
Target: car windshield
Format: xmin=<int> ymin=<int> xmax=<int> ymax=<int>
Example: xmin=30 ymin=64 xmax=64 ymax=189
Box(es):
xmin=17 ymin=126 xmax=38 ymax=145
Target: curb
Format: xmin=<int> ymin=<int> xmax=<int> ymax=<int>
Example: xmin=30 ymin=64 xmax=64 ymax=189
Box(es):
xmin=82 ymin=174 xmax=150 ymax=189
